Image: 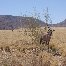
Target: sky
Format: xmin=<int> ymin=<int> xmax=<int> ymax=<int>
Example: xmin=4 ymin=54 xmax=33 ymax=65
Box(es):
xmin=0 ymin=0 xmax=66 ymax=24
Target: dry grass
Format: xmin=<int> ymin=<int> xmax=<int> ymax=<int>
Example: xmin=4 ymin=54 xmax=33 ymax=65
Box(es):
xmin=0 ymin=27 xmax=66 ymax=66
xmin=50 ymin=27 xmax=66 ymax=56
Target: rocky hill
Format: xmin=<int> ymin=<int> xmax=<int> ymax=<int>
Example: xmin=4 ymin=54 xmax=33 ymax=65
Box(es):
xmin=0 ymin=15 xmax=46 ymax=30
xmin=53 ymin=19 xmax=66 ymax=27
xmin=0 ymin=15 xmax=66 ymax=29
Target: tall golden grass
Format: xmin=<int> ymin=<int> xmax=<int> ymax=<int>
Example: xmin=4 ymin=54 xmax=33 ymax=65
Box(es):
xmin=0 ymin=27 xmax=66 ymax=66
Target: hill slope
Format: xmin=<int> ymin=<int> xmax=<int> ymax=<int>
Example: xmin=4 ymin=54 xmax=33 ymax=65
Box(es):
xmin=0 ymin=15 xmax=46 ymax=30
xmin=53 ymin=19 xmax=66 ymax=27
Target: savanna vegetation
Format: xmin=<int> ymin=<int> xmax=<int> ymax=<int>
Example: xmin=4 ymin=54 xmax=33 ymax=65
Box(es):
xmin=0 ymin=26 xmax=66 ymax=66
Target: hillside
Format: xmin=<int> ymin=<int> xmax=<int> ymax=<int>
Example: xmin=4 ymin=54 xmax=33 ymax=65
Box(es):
xmin=0 ymin=15 xmax=46 ymax=30
xmin=0 ymin=15 xmax=66 ymax=29
xmin=53 ymin=19 xmax=66 ymax=27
